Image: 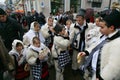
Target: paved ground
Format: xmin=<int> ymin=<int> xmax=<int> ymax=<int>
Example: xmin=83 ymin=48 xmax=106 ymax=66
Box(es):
xmin=48 ymin=63 xmax=85 ymax=80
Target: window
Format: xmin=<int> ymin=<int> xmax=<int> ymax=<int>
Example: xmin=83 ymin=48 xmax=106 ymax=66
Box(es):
xmin=87 ymin=0 xmax=92 ymax=2
xmin=70 ymin=0 xmax=81 ymax=13
xmin=92 ymin=2 xmax=102 ymax=7
xmin=92 ymin=0 xmax=102 ymax=3
xmin=51 ymin=0 xmax=64 ymax=14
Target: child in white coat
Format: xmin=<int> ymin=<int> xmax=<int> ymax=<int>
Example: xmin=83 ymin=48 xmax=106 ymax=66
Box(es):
xmin=9 ymin=39 xmax=30 ymax=80
xmin=52 ymin=24 xmax=70 ymax=80
xmin=26 ymin=37 xmax=50 ymax=80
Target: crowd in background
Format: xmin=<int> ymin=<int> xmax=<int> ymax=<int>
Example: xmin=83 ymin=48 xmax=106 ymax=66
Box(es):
xmin=0 ymin=1 xmax=120 ymax=80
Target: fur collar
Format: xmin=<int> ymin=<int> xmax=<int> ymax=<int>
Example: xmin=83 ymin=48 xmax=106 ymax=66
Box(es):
xmin=74 ymin=23 xmax=88 ymax=31
xmin=107 ymin=30 xmax=120 ymax=41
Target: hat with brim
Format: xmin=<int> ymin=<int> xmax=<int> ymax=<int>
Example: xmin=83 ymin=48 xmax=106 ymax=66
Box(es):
xmin=77 ymin=8 xmax=86 ymax=17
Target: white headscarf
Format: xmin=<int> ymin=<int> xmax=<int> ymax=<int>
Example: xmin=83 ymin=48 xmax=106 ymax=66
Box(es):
xmin=24 ymin=21 xmax=45 ymax=45
xmin=29 ymin=43 xmax=45 ymax=52
xmin=29 ymin=43 xmax=50 ymax=61
xmin=30 ymin=21 xmax=35 ymax=30
xmin=9 ymin=39 xmax=24 ymax=55
xmin=9 ymin=39 xmax=27 ymax=65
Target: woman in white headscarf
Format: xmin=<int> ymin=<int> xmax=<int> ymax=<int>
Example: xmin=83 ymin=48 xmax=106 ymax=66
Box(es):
xmin=23 ymin=21 xmax=45 ymax=47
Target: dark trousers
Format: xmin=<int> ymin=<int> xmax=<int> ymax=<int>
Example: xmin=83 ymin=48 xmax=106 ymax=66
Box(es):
xmin=0 ymin=71 xmax=3 ymax=80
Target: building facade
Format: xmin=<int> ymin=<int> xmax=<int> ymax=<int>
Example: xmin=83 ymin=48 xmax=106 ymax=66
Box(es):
xmin=5 ymin=0 xmax=119 ymax=17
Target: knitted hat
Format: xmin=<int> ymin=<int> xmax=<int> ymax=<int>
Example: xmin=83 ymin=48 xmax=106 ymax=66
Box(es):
xmin=0 ymin=8 xmax=6 ymax=15
xmin=103 ymin=9 xmax=120 ymax=28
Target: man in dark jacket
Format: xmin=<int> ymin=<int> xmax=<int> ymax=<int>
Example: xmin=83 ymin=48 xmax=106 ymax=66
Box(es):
xmin=0 ymin=8 xmax=24 ymax=51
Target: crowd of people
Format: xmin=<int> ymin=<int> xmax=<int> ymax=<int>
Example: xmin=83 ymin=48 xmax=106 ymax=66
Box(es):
xmin=0 ymin=2 xmax=120 ymax=80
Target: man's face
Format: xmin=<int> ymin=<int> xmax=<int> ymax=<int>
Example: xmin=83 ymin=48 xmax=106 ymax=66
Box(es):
xmin=0 ymin=15 xmax=7 ymax=22
xmin=66 ymin=22 xmax=71 ymax=28
xmin=76 ymin=16 xmax=84 ymax=26
xmin=99 ymin=21 xmax=110 ymax=36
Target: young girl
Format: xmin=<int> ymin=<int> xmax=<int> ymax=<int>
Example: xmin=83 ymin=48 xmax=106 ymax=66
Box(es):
xmin=9 ymin=39 xmax=30 ymax=80
xmin=41 ymin=17 xmax=55 ymax=50
xmin=23 ymin=21 xmax=45 ymax=47
xmin=26 ymin=37 xmax=50 ymax=80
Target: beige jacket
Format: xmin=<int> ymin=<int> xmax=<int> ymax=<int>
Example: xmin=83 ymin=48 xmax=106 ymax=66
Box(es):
xmin=100 ymin=37 xmax=120 ymax=80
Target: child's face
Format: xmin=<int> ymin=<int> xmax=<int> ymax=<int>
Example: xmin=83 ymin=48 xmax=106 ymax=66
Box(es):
xmin=95 ymin=18 xmax=100 ymax=26
xmin=33 ymin=39 xmax=41 ymax=47
xmin=16 ymin=44 xmax=23 ymax=52
xmin=34 ymin=24 xmax=40 ymax=32
xmin=66 ymin=22 xmax=71 ymax=28
xmin=99 ymin=21 xmax=110 ymax=36
xmin=60 ymin=28 xmax=66 ymax=35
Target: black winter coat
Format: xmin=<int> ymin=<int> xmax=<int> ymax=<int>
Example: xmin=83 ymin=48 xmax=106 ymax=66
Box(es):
xmin=0 ymin=17 xmax=24 ymax=51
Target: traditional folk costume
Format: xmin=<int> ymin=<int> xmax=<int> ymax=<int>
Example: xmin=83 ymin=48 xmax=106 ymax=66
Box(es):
xmin=23 ymin=21 xmax=45 ymax=47
xmin=52 ymin=33 xmax=70 ymax=80
xmin=9 ymin=40 xmax=30 ymax=80
xmin=26 ymin=43 xmax=50 ymax=80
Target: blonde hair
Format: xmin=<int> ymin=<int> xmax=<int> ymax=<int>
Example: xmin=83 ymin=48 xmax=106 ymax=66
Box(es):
xmin=66 ymin=19 xmax=72 ymax=25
